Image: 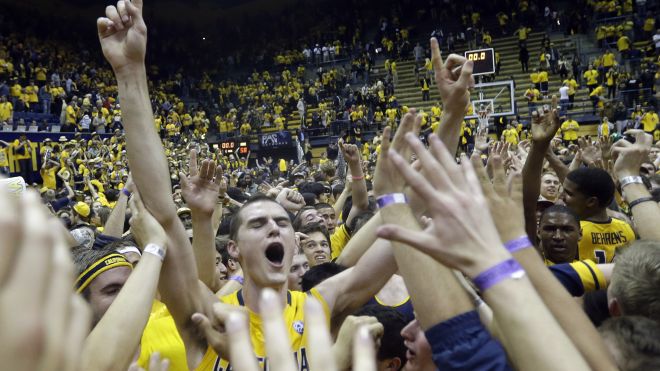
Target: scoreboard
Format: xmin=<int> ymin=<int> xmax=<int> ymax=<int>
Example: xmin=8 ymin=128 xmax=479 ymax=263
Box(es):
xmin=217 ymin=139 xmax=249 ymax=155
xmin=464 ymin=48 xmax=495 ymax=76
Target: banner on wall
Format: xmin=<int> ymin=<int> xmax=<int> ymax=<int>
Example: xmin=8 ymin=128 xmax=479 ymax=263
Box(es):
xmin=259 ymin=131 xmax=293 ymax=149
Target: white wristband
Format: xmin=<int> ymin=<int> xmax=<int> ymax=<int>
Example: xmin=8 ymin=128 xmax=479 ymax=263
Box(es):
xmin=143 ymin=243 xmax=166 ymax=261
xmin=619 ymin=176 xmax=644 ymax=189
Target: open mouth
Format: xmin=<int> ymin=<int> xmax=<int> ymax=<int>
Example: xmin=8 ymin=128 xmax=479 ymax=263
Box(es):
xmin=314 ymin=254 xmax=329 ymax=263
xmin=265 ymin=242 xmax=285 ymax=266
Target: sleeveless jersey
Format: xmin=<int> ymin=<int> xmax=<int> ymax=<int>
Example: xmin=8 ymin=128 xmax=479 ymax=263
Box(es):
xmin=195 ymin=288 xmax=330 ymax=371
xmin=579 ymin=218 xmax=635 ymax=263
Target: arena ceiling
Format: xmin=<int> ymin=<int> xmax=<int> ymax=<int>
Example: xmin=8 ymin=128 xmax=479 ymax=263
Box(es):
xmin=1 ymin=0 xmax=297 ymax=26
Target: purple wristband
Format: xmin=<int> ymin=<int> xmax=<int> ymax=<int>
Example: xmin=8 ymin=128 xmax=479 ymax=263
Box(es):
xmin=504 ymin=236 xmax=532 ymax=253
xmin=473 ymin=259 xmax=526 ymax=292
xmin=121 ymin=188 xmax=131 ymax=197
xmin=376 ymin=193 xmax=408 ymax=209
xmin=229 ymin=276 xmax=244 ymax=285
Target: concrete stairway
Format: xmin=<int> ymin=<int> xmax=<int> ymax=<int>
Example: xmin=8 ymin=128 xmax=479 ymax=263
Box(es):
xmin=374 ymin=32 xmax=588 ymax=119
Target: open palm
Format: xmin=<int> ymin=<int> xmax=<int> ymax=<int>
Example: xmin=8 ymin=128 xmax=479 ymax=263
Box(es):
xmin=97 ymin=0 xmax=147 ymax=72
xmin=180 ymin=150 xmax=224 ymax=215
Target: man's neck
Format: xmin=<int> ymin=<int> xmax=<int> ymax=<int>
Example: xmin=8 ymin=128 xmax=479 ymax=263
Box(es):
xmin=582 ymin=208 xmax=610 ymax=223
xmin=242 ymin=278 xmax=288 ymax=313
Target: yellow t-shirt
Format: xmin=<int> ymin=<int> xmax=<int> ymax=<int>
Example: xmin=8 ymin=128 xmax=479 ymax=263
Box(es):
xmin=525 ymin=88 xmax=540 ymax=102
xmin=600 ymin=122 xmax=610 ymax=136
xmin=538 ymin=71 xmax=549 ymax=83
xmin=137 ymin=301 xmax=188 ymax=371
xmin=584 ymin=70 xmax=599 ymax=85
xmin=0 ymin=101 xmax=13 ymax=121
xmin=0 ymin=147 xmax=7 ymax=167
xmin=530 ymin=72 xmax=540 ymax=84
xmin=502 ymin=129 xmax=519 ymax=145
xmin=579 ymin=218 xmax=635 ymax=263
xmin=563 ymin=79 xmax=578 ymax=95
xmin=641 ymin=112 xmax=659 ymax=133
xmin=41 ymin=167 xmax=58 ymax=190
xmin=602 ymin=53 xmax=615 ymax=67
xmin=590 ymin=86 xmax=605 ymax=97
xmin=561 ymin=120 xmax=580 ymax=141
xmin=617 ymin=36 xmax=630 ymax=51
xmin=330 ymin=223 xmax=350 ymax=260
xmin=195 ymin=289 xmax=330 ymax=371
xmin=66 ymin=105 xmax=77 ymax=124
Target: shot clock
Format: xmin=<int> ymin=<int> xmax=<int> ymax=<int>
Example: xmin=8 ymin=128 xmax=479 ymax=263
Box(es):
xmin=464 ymin=48 xmax=495 ymax=76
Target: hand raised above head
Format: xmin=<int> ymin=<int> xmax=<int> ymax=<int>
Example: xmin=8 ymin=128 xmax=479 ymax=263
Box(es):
xmin=530 ymin=96 xmax=560 ymax=143
xmin=430 ymin=37 xmax=474 ymax=115
xmin=179 ymin=149 xmax=224 ymax=215
xmin=376 ymin=134 xmax=510 ymax=278
xmin=97 ymin=0 xmax=147 ymax=74
xmin=373 ymin=110 xmax=421 ymax=197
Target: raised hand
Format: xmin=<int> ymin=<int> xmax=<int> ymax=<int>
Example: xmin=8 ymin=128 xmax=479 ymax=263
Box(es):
xmin=376 ymin=134 xmax=510 ymax=279
xmin=577 ymin=137 xmax=601 ymax=167
xmin=472 ymin=154 xmax=526 ymax=242
xmin=275 ymin=188 xmax=305 ymax=213
xmin=340 ymin=142 xmax=361 ymax=165
xmin=430 ymin=37 xmax=474 ymax=115
xmin=0 ymin=190 xmax=92 ymax=371
xmin=179 ymin=149 xmax=224 ymax=215
xmin=97 ymin=0 xmax=147 ymax=73
xmin=373 ymin=111 xmax=421 ymax=197
xmin=474 ymin=128 xmax=490 ymax=153
xmin=612 ymin=130 xmax=653 ymax=179
xmin=597 ymin=135 xmax=613 ymax=162
xmin=191 ymin=302 xmax=248 ymax=362
xmin=530 ymin=97 xmax=560 ymax=143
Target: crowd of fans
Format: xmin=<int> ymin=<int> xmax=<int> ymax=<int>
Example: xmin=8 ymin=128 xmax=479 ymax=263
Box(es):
xmin=2 ymin=0 xmax=660 ymax=370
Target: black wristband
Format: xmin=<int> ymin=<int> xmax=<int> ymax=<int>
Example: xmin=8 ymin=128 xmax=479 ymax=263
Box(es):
xmin=629 ymin=197 xmax=655 ymax=209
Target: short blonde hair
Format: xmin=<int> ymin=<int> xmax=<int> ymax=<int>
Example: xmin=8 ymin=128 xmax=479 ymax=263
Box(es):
xmin=610 ymin=240 xmax=660 ymax=322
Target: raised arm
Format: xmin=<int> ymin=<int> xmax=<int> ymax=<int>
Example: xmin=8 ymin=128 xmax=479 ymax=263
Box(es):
xmin=613 ymin=131 xmax=660 ymax=240
xmin=180 ymin=149 xmax=224 ymax=292
xmin=472 ymin=152 xmax=618 ymax=371
xmin=522 ymin=100 xmax=560 ymax=244
xmin=84 ymin=175 xmax=100 ymax=201
xmin=97 ymin=1 xmax=212 ymax=366
xmin=332 ymin=182 xmax=350 ymax=217
xmin=58 ymin=172 xmax=75 ymax=199
xmin=371 ymin=129 xmax=473 ymax=331
xmin=545 ymin=147 xmax=569 ymax=182
xmin=339 ymin=142 xmax=368 ymax=227
xmin=336 ymin=113 xmax=420 ymax=267
xmin=102 ymin=176 xmax=131 ymax=237
xmin=379 ymin=133 xmax=590 ymax=371
xmin=81 ymin=190 xmax=167 ymax=371
xmin=430 ymin=37 xmax=474 ymax=156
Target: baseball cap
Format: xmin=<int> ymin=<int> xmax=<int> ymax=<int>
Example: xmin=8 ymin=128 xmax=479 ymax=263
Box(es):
xmin=73 ymin=201 xmax=91 ymax=218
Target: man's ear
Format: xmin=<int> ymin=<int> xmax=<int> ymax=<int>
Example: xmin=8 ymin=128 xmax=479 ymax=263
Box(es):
xmin=227 ymin=239 xmax=240 ymax=260
xmin=608 ymin=297 xmax=622 ymax=317
xmin=378 ymin=357 xmax=402 ymax=371
xmin=585 ymin=196 xmax=600 ymax=210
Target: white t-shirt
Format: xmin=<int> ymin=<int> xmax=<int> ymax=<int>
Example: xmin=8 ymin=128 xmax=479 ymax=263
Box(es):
xmin=559 ymin=86 xmax=570 ymax=100
xmin=653 ymin=34 xmax=660 ymax=49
